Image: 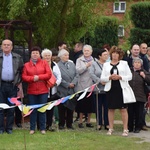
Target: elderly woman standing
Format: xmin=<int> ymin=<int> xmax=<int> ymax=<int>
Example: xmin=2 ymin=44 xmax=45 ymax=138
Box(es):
xmin=22 ymin=46 xmax=52 ymax=134
xmin=101 ymin=46 xmax=135 ymax=136
xmin=76 ymin=44 xmax=94 ymax=128
xmin=128 ymin=58 xmax=150 ymax=133
xmin=89 ymin=49 xmax=109 ymax=130
xmin=41 ymin=49 xmax=62 ymax=131
xmin=57 ymin=49 xmax=78 ymax=130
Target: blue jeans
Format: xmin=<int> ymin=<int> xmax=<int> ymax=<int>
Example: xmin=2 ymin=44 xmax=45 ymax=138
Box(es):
xmin=0 ymin=82 xmax=17 ymax=131
xmin=93 ymin=93 xmax=109 ymax=126
xmin=28 ymin=93 xmax=48 ymax=131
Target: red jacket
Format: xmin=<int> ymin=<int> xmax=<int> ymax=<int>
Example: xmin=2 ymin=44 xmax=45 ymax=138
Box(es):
xmin=22 ymin=58 xmax=52 ymax=95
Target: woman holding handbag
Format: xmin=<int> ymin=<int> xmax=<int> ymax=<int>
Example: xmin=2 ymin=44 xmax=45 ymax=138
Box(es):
xmin=41 ymin=48 xmax=62 ymax=131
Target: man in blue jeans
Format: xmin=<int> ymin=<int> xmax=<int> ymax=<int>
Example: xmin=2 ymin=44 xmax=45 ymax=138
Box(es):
xmin=0 ymin=39 xmax=23 ymax=134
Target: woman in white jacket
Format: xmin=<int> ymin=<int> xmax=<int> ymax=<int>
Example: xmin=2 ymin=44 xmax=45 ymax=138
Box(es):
xmin=41 ymin=48 xmax=62 ymax=131
xmin=101 ymin=46 xmax=134 ymax=137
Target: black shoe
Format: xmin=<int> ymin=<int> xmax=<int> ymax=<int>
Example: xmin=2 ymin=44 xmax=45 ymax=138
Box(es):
xmin=78 ymin=123 xmax=84 ymax=128
xmin=134 ymin=129 xmax=140 ymax=133
xmin=67 ymin=126 xmax=75 ymax=130
xmin=49 ymin=127 xmax=55 ymax=132
xmin=6 ymin=130 xmax=12 ymax=134
xmin=86 ymin=123 xmax=93 ymax=128
xmin=0 ymin=130 xmax=4 ymax=134
xmin=16 ymin=123 xmax=22 ymax=128
xmin=105 ymin=126 xmax=109 ymax=130
xmin=59 ymin=126 xmax=65 ymax=130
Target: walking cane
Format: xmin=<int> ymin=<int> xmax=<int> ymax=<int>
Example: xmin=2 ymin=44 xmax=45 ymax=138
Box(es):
xmin=95 ymin=85 xmax=100 ymax=130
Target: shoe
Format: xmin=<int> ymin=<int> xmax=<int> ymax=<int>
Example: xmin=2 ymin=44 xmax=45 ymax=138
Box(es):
xmin=86 ymin=123 xmax=93 ymax=128
xmin=49 ymin=127 xmax=55 ymax=132
xmin=134 ymin=129 xmax=140 ymax=133
xmin=0 ymin=130 xmax=4 ymax=134
xmin=6 ymin=130 xmax=12 ymax=134
xmin=41 ymin=130 xmax=46 ymax=134
xmin=122 ymin=130 xmax=129 ymax=137
xmin=78 ymin=123 xmax=84 ymax=128
xmin=67 ymin=126 xmax=75 ymax=130
xmin=59 ymin=126 xmax=65 ymax=130
xmin=141 ymin=126 xmax=148 ymax=131
xmin=105 ymin=126 xmax=109 ymax=130
xmin=16 ymin=123 xmax=22 ymax=128
xmin=46 ymin=125 xmax=50 ymax=130
xmin=96 ymin=125 xmax=101 ymax=130
xmin=30 ymin=130 xmax=35 ymax=135
xmin=107 ymin=129 xmax=113 ymax=135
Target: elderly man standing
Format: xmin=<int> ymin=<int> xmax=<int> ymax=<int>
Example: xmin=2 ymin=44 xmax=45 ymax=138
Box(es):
xmin=0 ymin=39 xmax=23 ymax=134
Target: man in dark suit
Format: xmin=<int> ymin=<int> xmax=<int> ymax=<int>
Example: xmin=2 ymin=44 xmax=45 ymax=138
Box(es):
xmin=0 ymin=39 xmax=23 ymax=134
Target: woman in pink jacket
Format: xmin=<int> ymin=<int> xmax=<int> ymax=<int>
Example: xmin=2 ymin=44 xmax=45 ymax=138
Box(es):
xmin=22 ymin=46 xmax=51 ymax=134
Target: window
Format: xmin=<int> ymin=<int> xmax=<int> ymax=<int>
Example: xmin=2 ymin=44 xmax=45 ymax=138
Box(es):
xmin=118 ymin=25 xmax=124 ymax=37
xmin=114 ymin=1 xmax=126 ymax=13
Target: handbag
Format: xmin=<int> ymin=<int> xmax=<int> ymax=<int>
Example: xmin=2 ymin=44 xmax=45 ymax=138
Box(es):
xmin=47 ymin=70 xmax=57 ymax=88
xmin=122 ymin=83 xmax=136 ymax=104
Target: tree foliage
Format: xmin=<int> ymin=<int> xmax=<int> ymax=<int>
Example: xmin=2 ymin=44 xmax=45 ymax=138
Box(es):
xmin=129 ymin=2 xmax=150 ymax=46
xmin=0 ymin=0 xmax=104 ymax=48
xmin=83 ymin=16 xmax=119 ymax=48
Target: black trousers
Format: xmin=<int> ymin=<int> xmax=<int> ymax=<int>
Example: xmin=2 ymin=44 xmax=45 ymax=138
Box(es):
xmin=15 ymin=107 xmax=22 ymax=124
xmin=128 ymin=101 xmax=144 ymax=130
xmin=46 ymin=108 xmax=54 ymax=127
xmin=58 ymin=104 xmax=73 ymax=127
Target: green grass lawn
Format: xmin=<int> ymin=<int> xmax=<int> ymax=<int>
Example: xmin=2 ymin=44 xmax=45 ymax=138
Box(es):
xmin=0 ymin=128 xmax=150 ymax=150
xmin=0 ymin=122 xmax=150 ymax=150
xmin=1 ymin=110 xmax=150 ymax=150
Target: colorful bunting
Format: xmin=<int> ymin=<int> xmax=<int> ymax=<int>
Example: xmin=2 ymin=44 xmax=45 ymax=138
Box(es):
xmin=1 ymin=83 xmax=98 ymax=117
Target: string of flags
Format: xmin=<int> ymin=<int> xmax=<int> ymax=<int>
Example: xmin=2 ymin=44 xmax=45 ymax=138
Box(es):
xmin=0 ymin=84 xmax=97 ymax=117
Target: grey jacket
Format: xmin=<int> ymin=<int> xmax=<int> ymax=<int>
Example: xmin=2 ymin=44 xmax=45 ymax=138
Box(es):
xmin=76 ymin=55 xmax=94 ymax=91
xmin=89 ymin=59 xmax=105 ymax=93
xmin=0 ymin=52 xmax=24 ymax=86
xmin=57 ymin=61 xmax=78 ymax=97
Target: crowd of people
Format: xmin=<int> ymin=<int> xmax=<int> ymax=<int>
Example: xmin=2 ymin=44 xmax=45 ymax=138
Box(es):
xmin=0 ymin=39 xmax=150 ymax=137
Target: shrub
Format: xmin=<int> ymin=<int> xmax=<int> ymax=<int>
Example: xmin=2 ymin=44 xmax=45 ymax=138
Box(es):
xmin=130 ymin=2 xmax=150 ymax=29
xmin=129 ymin=28 xmax=150 ymax=46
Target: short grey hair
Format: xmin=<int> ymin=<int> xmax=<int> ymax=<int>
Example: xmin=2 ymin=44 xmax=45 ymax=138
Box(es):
xmin=133 ymin=57 xmax=143 ymax=65
xmin=58 ymin=49 xmax=69 ymax=58
xmin=83 ymin=44 xmax=93 ymax=53
xmin=41 ymin=48 xmax=52 ymax=57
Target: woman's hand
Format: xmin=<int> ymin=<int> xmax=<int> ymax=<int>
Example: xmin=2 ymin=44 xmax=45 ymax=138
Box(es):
xmin=34 ymin=75 xmax=39 ymax=81
xmin=86 ymin=61 xmax=92 ymax=68
xmin=109 ymin=74 xmax=122 ymax=80
xmin=69 ymin=83 xmax=75 ymax=88
xmin=140 ymin=71 xmax=146 ymax=78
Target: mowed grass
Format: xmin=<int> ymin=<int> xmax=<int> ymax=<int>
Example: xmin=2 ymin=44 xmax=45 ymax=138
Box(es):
xmin=0 ymin=128 xmax=150 ymax=150
xmin=0 ymin=110 xmax=150 ymax=150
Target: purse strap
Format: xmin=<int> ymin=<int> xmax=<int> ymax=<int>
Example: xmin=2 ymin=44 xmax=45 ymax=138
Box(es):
xmin=94 ymin=58 xmax=103 ymax=70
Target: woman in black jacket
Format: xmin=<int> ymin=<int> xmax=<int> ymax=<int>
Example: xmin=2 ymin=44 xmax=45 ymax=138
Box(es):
xmin=128 ymin=58 xmax=150 ymax=133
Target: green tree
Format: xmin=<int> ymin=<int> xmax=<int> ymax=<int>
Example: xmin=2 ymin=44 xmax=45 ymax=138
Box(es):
xmin=0 ymin=0 xmax=105 ymax=48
